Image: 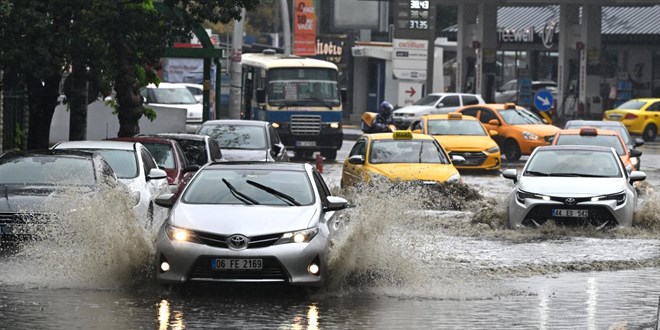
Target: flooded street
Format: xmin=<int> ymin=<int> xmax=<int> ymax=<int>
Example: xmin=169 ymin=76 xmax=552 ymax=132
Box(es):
xmin=1 ymin=141 xmax=659 ymax=329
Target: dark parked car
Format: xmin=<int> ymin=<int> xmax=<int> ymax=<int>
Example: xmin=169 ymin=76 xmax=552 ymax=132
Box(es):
xmin=196 ymin=120 xmax=289 ymax=162
xmin=138 ymin=133 xmax=223 ymax=167
xmin=110 ymin=136 xmax=199 ymax=194
xmin=0 ymin=150 xmax=121 ymax=242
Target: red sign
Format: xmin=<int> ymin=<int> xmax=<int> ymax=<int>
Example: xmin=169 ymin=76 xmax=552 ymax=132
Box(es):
xmin=293 ymin=0 xmax=316 ymax=56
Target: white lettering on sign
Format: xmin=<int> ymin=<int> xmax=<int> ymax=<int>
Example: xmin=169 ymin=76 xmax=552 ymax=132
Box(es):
xmin=498 ymin=27 xmax=535 ymax=43
xmin=396 ymin=40 xmax=427 ymax=49
xmin=410 ymin=1 xmax=429 ymax=9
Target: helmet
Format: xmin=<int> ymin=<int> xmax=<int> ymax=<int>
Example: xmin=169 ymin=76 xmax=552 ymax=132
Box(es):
xmin=379 ymin=101 xmax=393 ymax=115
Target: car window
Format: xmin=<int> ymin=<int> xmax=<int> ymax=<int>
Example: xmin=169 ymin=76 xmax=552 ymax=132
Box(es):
xmin=146 ymin=87 xmax=197 ymax=104
xmin=198 ymin=124 xmax=268 ymax=150
xmin=75 ymin=149 xmax=139 ymax=179
xmin=428 ymin=119 xmax=487 ymax=136
xmin=142 ymin=142 xmax=176 ymax=169
xmin=175 ymin=139 xmax=208 ymax=166
xmin=349 ymin=139 xmax=367 ymax=158
xmin=460 ymin=108 xmax=479 ymax=118
xmin=413 ymin=95 xmax=441 ymax=106
xmin=269 ymin=126 xmax=281 ymax=144
xmin=368 ymin=140 xmax=449 ymax=164
xmin=410 ymin=121 xmax=423 ymax=132
xmin=182 ymin=169 xmax=314 ymax=206
xmin=312 ymin=169 xmax=331 ymax=207
xmin=647 ymin=102 xmax=660 ymax=111
xmin=440 ymin=95 xmax=460 ymax=107
xmin=0 ymin=156 xmax=96 ymax=186
xmin=497 ymin=108 xmax=544 ymax=125
xmin=617 ymin=100 xmax=646 ymax=110
xmin=479 ymin=109 xmax=498 ymax=124
xmin=462 ymin=95 xmax=480 ymax=106
xmin=208 ymin=139 xmax=223 ymax=161
xmin=502 ymin=81 xmax=516 ymax=91
xmin=140 ymin=148 xmax=158 ymax=174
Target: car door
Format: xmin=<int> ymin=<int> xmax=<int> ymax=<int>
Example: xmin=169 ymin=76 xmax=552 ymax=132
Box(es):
xmin=647 ymin=101 xmax=660 ymax=126
xmin=475 ymin=108 xmax=506 ymax=144
xmin=432 ymin=95 xmax=461 ymax=114
xmin=342 ymin=138 xmax=368 ymax=187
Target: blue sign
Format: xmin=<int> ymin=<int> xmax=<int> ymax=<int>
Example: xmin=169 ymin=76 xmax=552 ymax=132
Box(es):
xmin=517 ymin=78 xmax=533 ymax=107
xmin=534 ymin=89 xmax=554 ymax=112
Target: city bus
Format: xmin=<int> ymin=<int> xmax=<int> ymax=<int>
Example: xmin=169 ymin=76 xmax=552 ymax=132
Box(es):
xmin=241 ymin=50 xmax=345 ymax=160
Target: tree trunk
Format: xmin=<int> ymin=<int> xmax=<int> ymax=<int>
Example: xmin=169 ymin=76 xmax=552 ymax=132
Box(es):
xmin=68 ymin=64 xmax=88 ymax=141
xmin=26 ymin=74 xmax=61 ymax=150
xmin=113 ymin=36 xmax=143 ymax=138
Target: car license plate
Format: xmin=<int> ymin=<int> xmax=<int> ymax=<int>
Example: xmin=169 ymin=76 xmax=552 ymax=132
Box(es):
xmin=212 ymin=258 xmax=263 ymax=270
xmin=296 ymin=141 xmax=316 ymax=147
xmin=552 ymin=209 xmax=589 ymax=217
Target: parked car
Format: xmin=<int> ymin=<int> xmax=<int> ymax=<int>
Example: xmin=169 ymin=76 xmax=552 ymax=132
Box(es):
xmin=196 ymin=120 xmax=289 ymax=162
xmin=139 ymin=133 xmax=223 ymax=167
xmin=110 ymin=136 xmax=199 ymax=195
xmin=141 ymin=82 xmax=202 ymax=133
xmin=503 ymin=145 xmax=646 ymax=229
xmin=0 ymin=150 xmax=122 ymax=242
xmin=494 ymin=80 xmax=558 ymax=106
xmin=603 ymin=98 xmax=660 ymax=142
xmin=178 ymin=83 xmax=203 ymax=103
xmin=154 ymin=162 xmax=349 ymax=287
xmin=458 ymin=103 xmax=560 ymax=161
xmin=392 ymin=93 xmax=485 ymax=129
xmin=51 ymin=140 xmax=169 ymax=226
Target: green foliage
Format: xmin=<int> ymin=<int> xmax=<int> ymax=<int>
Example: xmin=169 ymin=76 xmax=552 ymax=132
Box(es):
xmin=14 ymin=123 xmax=26 ymax=150
xmin=143 ymin=107 xmax=157 ymax=121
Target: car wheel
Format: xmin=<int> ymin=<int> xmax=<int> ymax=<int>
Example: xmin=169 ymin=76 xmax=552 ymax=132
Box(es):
xmin=503 ymin=139 xmax=521 ymax=161
xmin=321 ymin=149 xmax=337 ymax=161
xmin=642 ymin=124 xmax=657 ymax=142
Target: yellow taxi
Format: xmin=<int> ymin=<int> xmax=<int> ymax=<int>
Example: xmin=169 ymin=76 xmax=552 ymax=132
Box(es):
xmin=340 ymin=131 xmax=462 ymax=188
xmin=410 ymin=113 xmax=501 ymax=171
xmin=603 ymin=98 xmax=660 ymax=142
xmin=457 ymin=103 xmax=560 ymax=161
xmin=551 ymin=127 xmax=642 ymax=171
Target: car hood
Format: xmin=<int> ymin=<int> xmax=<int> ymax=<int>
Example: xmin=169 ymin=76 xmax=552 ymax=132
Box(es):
xmin=393 ymin=106 xmax=435 ymax=115
xmin=171 ymin=204 xmax=319 ymax=236
xmin=0 ymin=185 xmax=92 ymax=213
xmin=369 ymin=163 xmax=458 ymax=182
xmin=433 ymin=135 xmax=497 ymax=150
xmin=511 ymin=124 xmax=559 ymax=136
xmin=518 ymin=177 xmax=626 ymax=196
xmin=221 ymin=149 xmax=271 ymax=162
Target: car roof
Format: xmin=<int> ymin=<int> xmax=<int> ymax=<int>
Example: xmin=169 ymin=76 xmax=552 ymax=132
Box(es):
xmin=461 ymin=103 xmax=526 ymax=110
xmin=565 ymin=120 xmax=623 ymax=128
xmin=204 ymin=161 xmax=308 ymax=172
xmin=200 ymin=119 xmax=269 ymax=127
xmin=53 ymin=140 xmax=139 ymax=151
xmin=556 ymin=128 xmax=621 ymax=136
xmin=425 ymin=92 xmax=482 ymax=97
xmin=145 ymin=133 xmax=207 ymax=141
xmin=367 ymin=132 xmax=435 ymax=141
xmin=537 ymin=145 xmax=617 ymax=152
xmin=1 ymin=149 xmax=97 ymax=160
xmin=111 ymin=136 xmax=175 ymax=145
xmin=145 ymin=82 xmax=186 ymax=89
xmin=424 ymin=114 xmax=478 ymax=121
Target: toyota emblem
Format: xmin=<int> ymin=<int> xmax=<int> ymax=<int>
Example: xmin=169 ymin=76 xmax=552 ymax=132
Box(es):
xmin=227 ymin=234 xmax=249 ymax=250
xmin=564 ymin=198 xmax=576 ymax=206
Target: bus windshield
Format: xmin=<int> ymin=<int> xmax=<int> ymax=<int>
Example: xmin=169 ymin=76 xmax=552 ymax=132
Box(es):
xmin=267 ymin=68 xmax=340 ymax=108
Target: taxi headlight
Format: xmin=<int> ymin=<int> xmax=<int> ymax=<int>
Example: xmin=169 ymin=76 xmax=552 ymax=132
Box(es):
xmin=447 ymin=173 xmax=461 ymax=183
xmin=522 ymin=131 xmax=539 ymax=141
xmin=166 ymin=225 xmax=201 ymax=243
xmin=486 ymin=146 xmax=500 ymax=154
xmin=276 ymin=228 xmax=319 ymax=244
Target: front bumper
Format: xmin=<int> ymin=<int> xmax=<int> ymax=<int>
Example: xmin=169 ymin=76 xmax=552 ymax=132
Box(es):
xmin=155 ymin=229 xmax=329 ymax=286
xmin=278 ymin=127 xmax=343 ymax=151
xmin=519 ymin=139 xmax=552 ymax=155
xmin=449 ymin=150 xmax=501 ymax=170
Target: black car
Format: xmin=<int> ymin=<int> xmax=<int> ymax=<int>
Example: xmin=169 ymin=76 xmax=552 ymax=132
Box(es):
xmin=196 ymin=120 xmax=289 ymax=162
xmin=564 ymin=120 xmax=645 ymax=170
xmin=138 ymin=133 xmax=224 ymax=167
xmin=0 ymin=150 xmax=121 ymax=243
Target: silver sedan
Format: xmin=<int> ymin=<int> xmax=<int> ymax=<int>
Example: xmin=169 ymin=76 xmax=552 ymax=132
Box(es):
xmin=503 ymin=145 xmax=646 ymax=229
xmin=154 ymin=162 xmax=348 ymax=286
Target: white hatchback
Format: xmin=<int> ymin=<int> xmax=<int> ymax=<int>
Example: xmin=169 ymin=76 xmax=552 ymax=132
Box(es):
xmin=392 ymin=93 xmax=485 ymax=129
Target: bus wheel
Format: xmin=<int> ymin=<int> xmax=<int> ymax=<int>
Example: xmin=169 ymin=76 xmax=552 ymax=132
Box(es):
xmin=321 ymin=150 xmax=337 ymax=161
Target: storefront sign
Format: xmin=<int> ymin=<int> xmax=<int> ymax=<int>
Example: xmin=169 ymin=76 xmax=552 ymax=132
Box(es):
xmin=498 ymin=21 xmax=558 ymax=49
xmin=392 ymin=38 xmax=428 ymax=80
xmin=293 ymin=0 xmax=316 ymax=56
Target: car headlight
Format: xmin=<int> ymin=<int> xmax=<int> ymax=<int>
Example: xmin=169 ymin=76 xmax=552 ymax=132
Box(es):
xmin=275 ymin=228 xmax=319 ymax=244
xmin=447 ymin=173 xmax=461 ymax=183
xmin=522 ymin=131 xmax=539 ymax=141
xmin=130 ymin=191 xmax=141 ymax=207
xmin=486 ymin=146 xmax=500 ymax=154
xmin=166 ymin=225 xmax=201 ymax=243
xmin=591 ymin=191 xmax=626 ymax=205
xmin=516 ymin=189 xmax=550 ymax=203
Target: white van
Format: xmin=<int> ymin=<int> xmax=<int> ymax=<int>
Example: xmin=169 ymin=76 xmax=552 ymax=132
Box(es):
xmin=392 ymin=93 xmax=485 ymax=129
xmin=141 ymin=83 xmax=202 ymax=133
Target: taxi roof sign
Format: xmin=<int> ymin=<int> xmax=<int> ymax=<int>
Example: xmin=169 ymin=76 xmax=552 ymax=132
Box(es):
xmin=579 ymin=127 xmax=598 ymax=136
xmin=392 ymin=130 xmax=413 ymax=140
xmin=448 ymin=112 xmax=463 ymax=120
xmin=504 ymin=103 xmax=517 ymax=109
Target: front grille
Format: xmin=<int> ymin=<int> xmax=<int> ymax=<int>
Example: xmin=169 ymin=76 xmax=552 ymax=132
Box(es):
xmin=523 ymin=205 xmax=618 ymax=228
xmin=0 ymin=212 xmax=56 ymax=224
xmin=194 ymin=231 xmax=281 ymax=249
xmin=188 ymin=256 xmax=289 ymax=281
xmin=449 ymin=151 xmax=487 ymax=166
xmin=290 ymin=115 xmax=321 ymax=135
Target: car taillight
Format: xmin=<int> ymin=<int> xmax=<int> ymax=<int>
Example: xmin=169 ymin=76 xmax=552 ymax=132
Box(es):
xmin=624 ymin=113 xmax=638 ymax=120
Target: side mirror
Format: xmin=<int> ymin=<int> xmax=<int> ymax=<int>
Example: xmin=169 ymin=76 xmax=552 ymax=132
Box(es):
xmin=629 ymin=171 xmax=646 ymax=183
xmin=629 ymin=149 xmax=643 ymax=158
xmin=489 ymin=130 xmax=499 ymax=136
xmin=325 ymin=196 xmax=349 ymax=212
xmin=435 ymin=102 xmax=445 ymax=108
xmin=348 ymin=155 xmax=365 ymax=165
xmin=155 ymin=193 xmax=175 ymax=208
xmin=271 ymin=143 xmax=282 ymax=156
xmin=184 ymin=164 xmax=200 ymax=173
xmin=634 ymin=138 xmax=645 ymax=147
xmin=256 ymin=89 xmax=265 ymax=103
xmin=148 ymin=168 xmax=167 ymax=180
xmin=502 ymin=168 xmax=518 ymax=183
xmin=340 ymin=88 xmax=347 ymax=103
xmin=451 ymin=155 xmax=466 ymax=165
xmin=488 ymin=119 xmax=501 ymax=126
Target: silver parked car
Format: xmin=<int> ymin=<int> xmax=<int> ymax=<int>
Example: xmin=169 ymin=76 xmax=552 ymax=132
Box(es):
xmin=392 ymin=93 xmax=485 ymax=129
xmin=154 ymin=162 xmax=349 ymax=286
xmin=503 ymin=145 xmax=646 ymax=229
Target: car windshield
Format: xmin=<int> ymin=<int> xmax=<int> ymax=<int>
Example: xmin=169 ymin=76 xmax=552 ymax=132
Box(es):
xmin=554 ymin=134 xmax=626 ymax=156
xmin=74 ymin=149 xmax=138 ymax=179
xmin=182 ymin=169 xmax=314 ymax=206
xmin=142 ymin=142 xmax=175 ymax=169
xmin=413 ymin=95 xmax=441 ymax=106
xmin=146 ymin=88 xmax=197 ymax=104
xmin=0 ymin=156 xmax=96 ymax=186
xmin=369 ymin=140 xmax=449 ymax=164
xmin=617 ymin=100 xmax=646 ymax=110
xmin=198 ymin=124 xmax=267 ymax=150
xmin=173 ymin=139 xmax=208 ymax=166
xmin=498 ymin=108 xmax=544 ymax=125
xmin=427 ymin=119 xmax=487 ymax=136
xmin=564 ymin=123 xmax=631 ymax=144
xmin=524 ymin=149 xmax=622 ymax=178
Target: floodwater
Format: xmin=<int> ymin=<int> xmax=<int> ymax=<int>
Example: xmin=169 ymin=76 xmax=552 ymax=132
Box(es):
xmin=0 ymin=142 xmax=659 ymax=329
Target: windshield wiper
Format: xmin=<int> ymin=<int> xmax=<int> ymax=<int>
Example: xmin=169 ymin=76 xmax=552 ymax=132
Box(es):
xmin=222 ymin=178 xmax=259 ymax=205
xmin=524 ymin=170 xmax=549 ymax=176
xmin=246 ymin=180 xmax=301 ymax=206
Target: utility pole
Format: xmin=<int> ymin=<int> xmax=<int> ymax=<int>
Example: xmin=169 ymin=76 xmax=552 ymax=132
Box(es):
xmin=228 ymin=9 xmax=245 ymax=119
xmin=279 ymin=0 xmax=291 ymax=55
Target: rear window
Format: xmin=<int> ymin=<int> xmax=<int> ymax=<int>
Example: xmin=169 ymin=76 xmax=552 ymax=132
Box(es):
xmin=175 ymin=139 xmax=208 ymax=166
xmin=554 ymin=134 xmax=626 ymax=155
xmin=462 ymin=95 xmax=481 ymax=106
xmin=142 ymin=143 xmax=176 ymax=169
